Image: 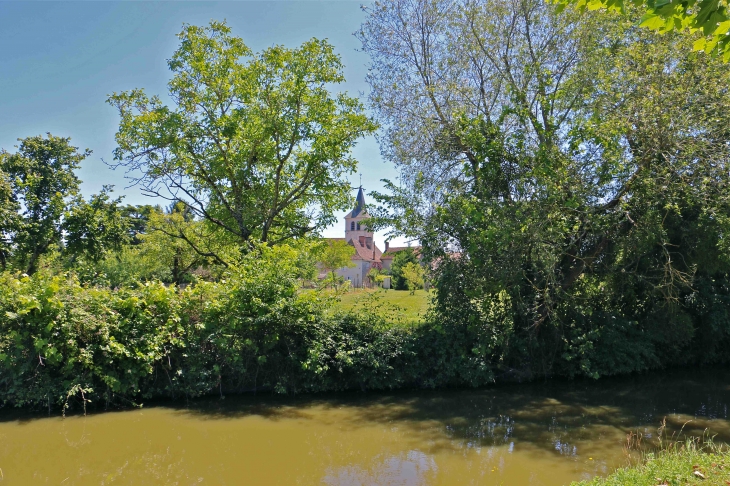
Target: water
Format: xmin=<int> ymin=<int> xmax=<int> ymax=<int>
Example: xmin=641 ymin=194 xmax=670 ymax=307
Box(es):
xmin=1 ymin=367 xmax=728 ymax=485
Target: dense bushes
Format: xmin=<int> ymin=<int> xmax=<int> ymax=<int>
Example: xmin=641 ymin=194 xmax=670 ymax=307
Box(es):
xmin=3 ymin=242 xmax=730 ymax=412
xmin=0 ymin=242 xmax=509 ymax=411
xmin=4 ymin=245 xmax=730 ymax=411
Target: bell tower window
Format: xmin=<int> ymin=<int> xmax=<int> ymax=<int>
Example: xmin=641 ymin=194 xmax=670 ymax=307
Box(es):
xmin=350 ymin=221 xmax=355 ymax=231
xmin=357 ymin=223 xmax=361 ymax=230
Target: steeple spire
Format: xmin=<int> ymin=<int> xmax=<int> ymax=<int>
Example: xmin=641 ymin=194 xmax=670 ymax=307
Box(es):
xmin=351 ymin=186 xmax=366 ymax=217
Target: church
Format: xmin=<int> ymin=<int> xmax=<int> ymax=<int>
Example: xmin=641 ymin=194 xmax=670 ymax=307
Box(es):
xmin=324 ymin=187 xmax=416 ymax=288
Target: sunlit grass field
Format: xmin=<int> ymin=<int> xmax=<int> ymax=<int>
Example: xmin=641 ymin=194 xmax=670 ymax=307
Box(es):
xmin=335 ymin=288 xmax=432 ymax=324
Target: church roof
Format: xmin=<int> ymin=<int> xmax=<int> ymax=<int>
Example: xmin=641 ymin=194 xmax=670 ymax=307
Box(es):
xmin=322 ymin=236 xmax=383 ymax=263
xmin=350 ymin=236 xmax=382 ymax=263
xmin=345 ymin=186 xmax=367 ymax=219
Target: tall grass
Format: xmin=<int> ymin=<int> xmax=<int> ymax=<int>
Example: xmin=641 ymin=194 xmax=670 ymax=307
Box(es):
xmin=573 ymin=421 xmax=730 ymax=486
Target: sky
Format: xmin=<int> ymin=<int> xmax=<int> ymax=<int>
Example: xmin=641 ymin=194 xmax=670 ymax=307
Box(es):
xmin=0 ymin=0 xmax=410 ymax=248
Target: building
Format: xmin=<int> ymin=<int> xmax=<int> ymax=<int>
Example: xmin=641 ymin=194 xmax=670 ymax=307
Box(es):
xmin=323 ymin=187 xmax=420 ymax=288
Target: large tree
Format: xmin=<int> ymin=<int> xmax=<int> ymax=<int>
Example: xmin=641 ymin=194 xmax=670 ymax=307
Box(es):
xmin=0 ymin=167 xmax=19 ymax=270
xmin=360 ymin=0 xmax=730 ymax=376
xmin=108 ymin=21 xmax=377 ymax=259
xmin=0 ymin=134 xmax=86 ymax=275
xmin=63 ymin=186 xmax=129 ymax=264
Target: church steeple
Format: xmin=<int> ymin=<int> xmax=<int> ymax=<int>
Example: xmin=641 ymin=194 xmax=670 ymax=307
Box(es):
xmin=344 ymin=186 xmax=372 ymax=243
xmin=351 ymin=186 xmax=367 ymax=218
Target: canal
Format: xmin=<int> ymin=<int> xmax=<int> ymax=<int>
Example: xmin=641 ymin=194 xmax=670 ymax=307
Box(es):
xmin=0 ymin=367 xmax=728 ymax=485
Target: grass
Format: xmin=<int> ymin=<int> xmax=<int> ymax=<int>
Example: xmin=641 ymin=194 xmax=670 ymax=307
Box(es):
xmin=572 ymin=438 xmax=730 ymax=486
xmin=334 ymin=288 xmax=432 ymax=324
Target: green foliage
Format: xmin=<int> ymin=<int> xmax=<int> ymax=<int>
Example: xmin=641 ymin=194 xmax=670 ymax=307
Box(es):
xmin=0 ymin=242 xmax=504 ymax=411
xmin=138 ymin=205 xmax=223 ymax=284
xmin=366 ymin=266 xmax=386 ymax=287
xmin=361 ymin=0 xmax=730 ymax=379
xmin=0 ymin=134 xmax=86 ymax=275
xmin=557 ymin=0 xmax=730 ymax=61
xmin=108 ymin=20 xmax=377 ymax=254
xmin=316 ymin=239 xmax=356 ymax=286
xmin=88 ymin=246 xmax=170 ymax=288
xmin=0 ymin=245 xmax=328 ymax=407
xmin=63 ymin=186 xmax=129 ymax=263
xmin=0 ymin=135 xmax=129 ymax=275
xmin=572 ymin=438 xmax=730 ymax=486
xmin=120 ymin=204 xmax=160 ymax=245
xmin=389 ymin=248 xmax=418 ymax=291
xmin=0 ymin=166 xmax=19 ymax=270
xmin=401 ymin=262 xmax=424 ymax=294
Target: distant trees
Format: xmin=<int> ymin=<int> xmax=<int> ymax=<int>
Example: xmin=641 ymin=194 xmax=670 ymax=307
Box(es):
xmin=0 ymin=134 xmax=86 ymax=274
xmin=0 ymin=166 xmax=18 ymax=270
xmin=317 ymin=239 xmax=355 ymax=288
xmin=64 ymin=187 xmax=129 ymax=264
xmin=401 ymin=262 xmax=424 ymax=294
xmin=108 ymin=21 xmax=377 ymax=260
xmin=367 ymin=266 xmax=386 ymax=287
xmin=389 ymin=248 xmax=418 ymax=291
xmin=0 ymin=135 xmax=127 ymax=274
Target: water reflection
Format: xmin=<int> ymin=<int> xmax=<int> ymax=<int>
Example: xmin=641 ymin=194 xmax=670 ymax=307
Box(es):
xmin=0 ymin=367 xmax=728 ymax=485
xmin=324 ymin=451 xmax=437 ymax=486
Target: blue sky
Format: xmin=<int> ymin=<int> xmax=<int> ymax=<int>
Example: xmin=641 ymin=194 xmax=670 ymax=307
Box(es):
xmin=0 ymin=1 xmax=408 ymax=247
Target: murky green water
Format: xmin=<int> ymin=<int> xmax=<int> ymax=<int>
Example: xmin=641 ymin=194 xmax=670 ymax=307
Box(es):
xmin=1 ymin=367 xmax=728 ymax=485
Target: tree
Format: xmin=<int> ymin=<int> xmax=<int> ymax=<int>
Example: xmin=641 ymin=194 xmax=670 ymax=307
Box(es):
xmin=360 ymin=0 xmax=730 ymax=376
xmin=367 ymin=266 xmax=386 ymax=287
xmin=389 ymin=248 xmax=418 ymax=291
xmin=556 ymin=0 xmax=730 ymax=60
xmin=401 ymin=262 xmax=424 ymax=294
xmin=121 ymin=204 xmax=161 ymax=244
xmin=0 ymin=134 xmax=86 ymax=275
xmin=0 ymin=167 xmax=19 ymax=270
xmin=108 ymin=21 xmax=377 ymax=260
xmin=139 ymin=204 xmax=227 ymax=285
xmin=317 ymin=239 xmax=355 ymax=287
xmin=63 ymin=186 xmax=129 ymax=263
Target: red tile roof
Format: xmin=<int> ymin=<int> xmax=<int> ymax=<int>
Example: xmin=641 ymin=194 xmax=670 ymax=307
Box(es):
xmin=350 ymin=237 xmax=382 ymax=262
xmin=323 ymin=237 xmax=382 ymax=263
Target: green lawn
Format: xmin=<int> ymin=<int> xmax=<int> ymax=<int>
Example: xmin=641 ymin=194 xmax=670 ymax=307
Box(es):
xmin=335 ymin=288 xmax=432 ymax=323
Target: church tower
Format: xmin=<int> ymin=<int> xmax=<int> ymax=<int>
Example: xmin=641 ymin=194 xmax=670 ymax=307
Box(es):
xmin=344 ymin=186 xmax=374 ymax=250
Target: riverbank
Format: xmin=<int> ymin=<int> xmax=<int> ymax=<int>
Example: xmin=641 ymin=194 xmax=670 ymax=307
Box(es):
xmin=572 ymin=440 xmax=730 ymax=486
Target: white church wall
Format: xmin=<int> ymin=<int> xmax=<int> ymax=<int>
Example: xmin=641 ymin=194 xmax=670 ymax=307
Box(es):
xmin=336 ymin=260 xmax=371 ymax=288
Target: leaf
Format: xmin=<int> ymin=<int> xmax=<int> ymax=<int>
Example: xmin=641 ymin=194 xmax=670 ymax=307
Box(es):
xmin=716 ymin=20 xmax=730 ymax=36
xmin=640 ymin=13 xmax=666 ymax=30
xmin=694 ymin=37 xmax=708 ymax=51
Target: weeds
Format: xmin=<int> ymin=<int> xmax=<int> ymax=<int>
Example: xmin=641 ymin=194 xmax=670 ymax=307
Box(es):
xmin=573 ymin=421 xmax=730 ymax=485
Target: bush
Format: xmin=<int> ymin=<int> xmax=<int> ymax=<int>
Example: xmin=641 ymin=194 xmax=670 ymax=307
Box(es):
xmin=0 ymin=245 xmax=507 ymax=411
xmin=4 ymin=241 xmax=729 ymax=413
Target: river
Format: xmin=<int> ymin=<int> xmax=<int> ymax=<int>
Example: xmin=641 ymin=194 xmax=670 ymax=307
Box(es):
xmin=0 ymin=367 xmax=728 ymax=485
